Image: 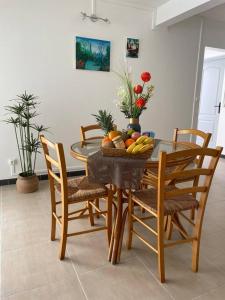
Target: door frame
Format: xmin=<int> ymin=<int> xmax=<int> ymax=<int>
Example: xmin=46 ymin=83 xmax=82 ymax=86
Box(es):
xmin=192 ymin=45 xmax=225 ymax=144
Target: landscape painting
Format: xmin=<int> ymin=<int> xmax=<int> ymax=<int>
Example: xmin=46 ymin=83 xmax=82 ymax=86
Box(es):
xmin=76 ymin=36 xmax=110 ymax=72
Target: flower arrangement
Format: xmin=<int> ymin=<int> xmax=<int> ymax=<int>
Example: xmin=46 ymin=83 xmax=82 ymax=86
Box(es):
xmin=117 ymin=71 xmax=154 ymax=119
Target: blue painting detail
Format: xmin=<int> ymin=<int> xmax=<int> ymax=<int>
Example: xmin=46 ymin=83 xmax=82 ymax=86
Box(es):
xmin=76 ymin=36 xmax=110 ymax=72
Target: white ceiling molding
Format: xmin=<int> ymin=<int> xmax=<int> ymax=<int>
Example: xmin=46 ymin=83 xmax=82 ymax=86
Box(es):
xmin=153 ymin=0 xmax=225 ymax=28
xmin=99 ymin=0 xmax=168 ymax=11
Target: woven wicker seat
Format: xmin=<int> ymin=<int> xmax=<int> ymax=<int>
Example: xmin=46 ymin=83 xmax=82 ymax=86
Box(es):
xmin=132 ymin=187 xmax=199 ymax=215
xmin=55 ymin=176 xmax=107 ymax=202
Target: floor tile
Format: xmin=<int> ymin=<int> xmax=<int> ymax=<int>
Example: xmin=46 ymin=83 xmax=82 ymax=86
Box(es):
xmin=193 ymin=284 xmax=225 ymax=300
xmin=3 ymin=280 xmax=86 ymax=300
xmin=79 ymin=257 xmax=173 ymax=300
xmin=1 ymin=241 xmax=77 ymax=298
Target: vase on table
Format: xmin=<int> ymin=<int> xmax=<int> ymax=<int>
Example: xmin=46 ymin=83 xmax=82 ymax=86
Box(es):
xmin=127 ymin=118 xmax=141 ymax=133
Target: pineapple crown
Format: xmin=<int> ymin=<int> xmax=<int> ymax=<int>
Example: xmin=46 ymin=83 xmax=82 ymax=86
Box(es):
xmin=92 ymin=110 xmax=114 ymax=135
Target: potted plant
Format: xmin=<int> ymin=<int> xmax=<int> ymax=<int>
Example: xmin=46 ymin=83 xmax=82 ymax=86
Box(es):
xmin=116 ymin=70 xmax=154 ymax=132
xmin=4 ymin=91 xmax=48 ymax=193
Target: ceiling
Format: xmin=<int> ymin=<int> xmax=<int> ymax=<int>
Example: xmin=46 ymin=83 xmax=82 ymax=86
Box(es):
xmin=201 ymin=3 xmax=225 ymax=22
xmin=102 ymin=0 xmax=169 ymax=10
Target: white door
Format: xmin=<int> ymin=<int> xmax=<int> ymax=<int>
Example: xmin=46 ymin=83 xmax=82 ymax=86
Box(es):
xmin=197 ymin=58 xmax=225 ymax=147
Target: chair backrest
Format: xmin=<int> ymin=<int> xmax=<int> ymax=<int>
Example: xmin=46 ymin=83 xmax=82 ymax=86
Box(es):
xmin=40 ymin=135 xmax=68 ymax=201
xmin=80 ymin=124 xmax=104 ymax=141
xmin=157 ymin=147 xmax=222 ymax=217
xmin=173 ymin=128 xmax=212 ymax=167
xmin=173 ymin=128 xmax=211 ymax=147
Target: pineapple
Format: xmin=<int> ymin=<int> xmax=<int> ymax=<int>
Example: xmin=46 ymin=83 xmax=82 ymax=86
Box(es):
xmin=92 ymin=110 xmax=114 ymax=136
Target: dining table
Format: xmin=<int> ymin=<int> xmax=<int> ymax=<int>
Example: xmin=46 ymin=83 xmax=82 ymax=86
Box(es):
xmin=70 ymin=138 xmax=194 ymax=264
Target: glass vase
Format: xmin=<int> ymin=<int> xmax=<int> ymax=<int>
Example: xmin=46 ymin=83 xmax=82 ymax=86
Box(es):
xmin=127 ymin=118 xmax=141 ymax=133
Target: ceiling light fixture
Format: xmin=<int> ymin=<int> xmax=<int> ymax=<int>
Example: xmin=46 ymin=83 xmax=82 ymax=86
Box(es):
xmin=81 ymin=0 xmax=110 ymax=23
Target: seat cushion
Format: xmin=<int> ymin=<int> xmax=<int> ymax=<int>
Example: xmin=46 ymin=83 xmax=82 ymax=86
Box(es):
xmin=55 ymin=176 xmax=107 ymax=202
xmin=132 ymin=187 xmax=199 ymax=215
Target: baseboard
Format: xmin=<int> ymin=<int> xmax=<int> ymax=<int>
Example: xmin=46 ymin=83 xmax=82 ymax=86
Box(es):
xmin=0 ymin=170 xmax=85 ymax=186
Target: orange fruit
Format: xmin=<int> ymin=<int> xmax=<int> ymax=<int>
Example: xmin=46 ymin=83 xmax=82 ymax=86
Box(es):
xmin=102 ymin=137 xmax=111 ymax=145
xmin=108 ymin=131 xmax=121 ymax=140
xmin=125 ymin=138 xmax=135 ymax=148
xmin=102 ymin=137 xmax=114 ymax=148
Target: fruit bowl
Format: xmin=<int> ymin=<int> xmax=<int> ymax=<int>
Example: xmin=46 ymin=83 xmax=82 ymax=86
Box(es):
xmin=101 ymin=129 xmax=155 ymax=159
xmin=101 ymin=139 xmax=154 ymax=159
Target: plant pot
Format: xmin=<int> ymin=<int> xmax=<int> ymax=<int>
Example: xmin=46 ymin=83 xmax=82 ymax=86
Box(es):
xmin=16 ymin=173 xmax=39 ymax=193
xmin=127 ymin=118 xmax=141 ymax=133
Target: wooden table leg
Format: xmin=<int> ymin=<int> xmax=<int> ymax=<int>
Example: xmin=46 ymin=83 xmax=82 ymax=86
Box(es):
xmin=109 ymin=189 xmax=123 ymax=264
xmin=117 ymin=207 xmax=128 ymax=263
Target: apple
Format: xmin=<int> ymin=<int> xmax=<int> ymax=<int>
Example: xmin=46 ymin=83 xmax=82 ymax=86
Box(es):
xmin=127 ymin=129 xmax=135 ymax=137
xmin=131 ymin=131 xmax=141 ymax=140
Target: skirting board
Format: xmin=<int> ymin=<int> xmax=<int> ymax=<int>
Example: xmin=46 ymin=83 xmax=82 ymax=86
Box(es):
xmin=0 ymin=170 xmax=85 ymax=186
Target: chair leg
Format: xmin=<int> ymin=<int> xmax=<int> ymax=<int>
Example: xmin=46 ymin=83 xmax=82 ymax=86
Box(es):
xmin=157 ymin=216 xmax=165 ymax=283
xmin=95 ymin=198 xmax=100 ymax=218
xmin=165 ymin=215 xmax=173 ymax=240
xmin=50 ymin=186 xmax=56 ymax=241
xmin=141 ymin=184 xmax=147 ymax=214
xmin=107 ymin=191 xmax=113 ymax=246
xmin=141 ymin=207 xmax=146 ymax=214
xmin=127 ymin=194 xmax=134 ymax=249
xmin=190 ymin=208 xmax=195 ymax=220
xmin=192 ymin=239 xmax=200 ymax=272
xmin=51 ymin=212 xmax=56 ymax=241
xmin=87 ymin=201 xmax=95 ymax=226
xmin=59 ymin=208 xmax=68 ymax=260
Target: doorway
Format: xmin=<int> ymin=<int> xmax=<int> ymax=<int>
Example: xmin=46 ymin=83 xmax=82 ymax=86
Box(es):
xmin=197 ymin=47 xmax=225 ymax=150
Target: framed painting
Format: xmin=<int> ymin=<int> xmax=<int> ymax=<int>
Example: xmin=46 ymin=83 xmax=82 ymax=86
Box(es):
xmin=76 ymin=36 xmax=110 ymax=72
xmin=126 ymin=38 xmax=139 ymax=58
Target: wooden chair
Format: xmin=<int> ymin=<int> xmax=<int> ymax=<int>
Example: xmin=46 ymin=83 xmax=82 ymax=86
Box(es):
xmin=80 ymin=124 xmax=104 ymax=217
xmin=173 ymin=128 xmax=211 ymax=165
xmin=40 ymin=135 xmax=113 ymax=260
xmin=80 ymin=124 xmax=104 ymax=142
xmin=127 ymin=147 xmax=222 ymax=283
xmin=172 ymin=128 xmax=212 ymax=220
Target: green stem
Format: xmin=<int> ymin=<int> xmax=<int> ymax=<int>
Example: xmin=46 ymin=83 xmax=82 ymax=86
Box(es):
xmin=14 ymin=124 xmax=23 ymax=172
xmin=33 ymin=134 xmax=39 ymax=173
xmin=19 ymin=116 xmax=26 ymax=172
xmin=23 ymin=126 xmax=28 ymax=175
xmin=26 ymin=105 xmax=32 ymax=174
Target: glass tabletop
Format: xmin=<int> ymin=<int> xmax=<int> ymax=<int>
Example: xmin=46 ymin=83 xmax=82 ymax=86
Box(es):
xmin=70 ymin=138 xmax=190 ymax=162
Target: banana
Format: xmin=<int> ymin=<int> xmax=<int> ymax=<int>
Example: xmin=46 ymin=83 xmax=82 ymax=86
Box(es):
xmin=126 ymin=142 xmax=137 ymax=153
xmin=143 ymin=137 xmax=154 ymax=145
xmin=136 ymin=136 xmax=146 ymax=144
xmin=132 ymin=143 xmax=144 ymax=154
xmin=139 ymin=144 xmax=153 ymax=153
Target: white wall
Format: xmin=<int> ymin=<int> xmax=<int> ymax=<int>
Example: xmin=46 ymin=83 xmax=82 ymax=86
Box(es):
xmin=0 ymin=0 xmax=202 ymax=180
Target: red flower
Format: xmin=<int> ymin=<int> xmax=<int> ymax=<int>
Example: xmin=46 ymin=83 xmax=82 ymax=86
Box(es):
xmin=133 ymin=84 xmax=143 ymax=94
xmin=136 ymin=98 xmax=146 ymax=108
xmin=141 ymin=72 xmax=151 ymax=82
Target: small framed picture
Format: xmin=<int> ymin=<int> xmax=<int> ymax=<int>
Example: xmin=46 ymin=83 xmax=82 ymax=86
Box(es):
xmin=126 ymin=38 xmax=139 ymax=58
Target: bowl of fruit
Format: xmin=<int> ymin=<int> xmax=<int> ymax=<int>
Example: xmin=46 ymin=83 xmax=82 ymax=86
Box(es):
xmin=101 ymin=129 xmax=154 ymax=159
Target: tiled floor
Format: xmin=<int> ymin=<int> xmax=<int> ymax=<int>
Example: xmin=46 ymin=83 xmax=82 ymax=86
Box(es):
xmin=1 ymin=158 xmax=225 ymax=300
